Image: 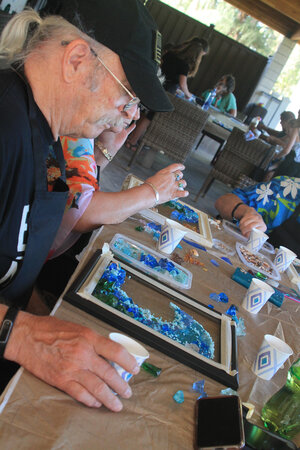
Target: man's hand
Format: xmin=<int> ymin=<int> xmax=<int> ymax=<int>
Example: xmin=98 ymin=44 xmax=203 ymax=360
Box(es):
xmin=5 ymin=312 xmax=139 ymax=411
xmin=94 ymin=123 xmax=136 ymax=167
xmin=239 ymin=206 xmax=267 ymax=238
xmin=145 ymin=163 xmax=189 ymax=204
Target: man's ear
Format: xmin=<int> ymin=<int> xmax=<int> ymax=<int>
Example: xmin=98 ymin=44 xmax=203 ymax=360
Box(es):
xmin=62 ymin=39 xmax=91 ymax=82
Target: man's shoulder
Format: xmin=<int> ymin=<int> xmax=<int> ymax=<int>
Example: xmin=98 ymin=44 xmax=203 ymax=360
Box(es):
xmin=0 ymin=69 xmax=27 ymax=100
xmin=0 ymin=69 xmax=30 ymax=139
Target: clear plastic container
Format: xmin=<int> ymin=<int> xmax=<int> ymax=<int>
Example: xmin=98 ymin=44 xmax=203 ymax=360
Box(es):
xmin=236 ymin=242 xmax=280 ymax=281
xmin=109 ymin=234 xmax=192 ymax=289
xmin=212 ymin=238 xmax=235 ymax=256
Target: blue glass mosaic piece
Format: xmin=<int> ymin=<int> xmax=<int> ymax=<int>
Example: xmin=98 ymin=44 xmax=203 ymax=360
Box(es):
xmin=209 ymin=293 xmax=220 ymax=302
xmin=210 ymin=259 xmax=219 ymax=267
xmin=226 ymin=305 xmax=238 ymax=317
xmin=219 ymin=293 xmax=228 ymax=303
xmin=192 ymin=380 xmax=205 ymax=393
xmin=193 ymin=380 xmax=208 ymax=399
xmin=173 ymin=390 xmax=184 ymax=403
xmin=92 ymin=263 xmax=215 ymax=359
xmin=225 ymin=305 xmax=246 ymax=337
xmin=221 ymin=388 xmax=238 ymax=396
xmin=236 ymin=317 xmax=246 ymax=336
xmin=209 ymin=292 xmax=228 ymax=303
xmin=221 ymin=257 xmax=232 ymax=265
xmin=208 ymin=304 xmax=214 ymax=309
xmin=182 ymin=238 xmax=207 ymax=252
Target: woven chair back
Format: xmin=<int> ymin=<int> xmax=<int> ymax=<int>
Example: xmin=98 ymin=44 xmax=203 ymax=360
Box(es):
xmin=213 ymin=127 xmax=274 ymax=185
xmin=196 ymin=127 xmax=275 ymax=199
xmin=142 ymin=93 xmax=209 ymax=164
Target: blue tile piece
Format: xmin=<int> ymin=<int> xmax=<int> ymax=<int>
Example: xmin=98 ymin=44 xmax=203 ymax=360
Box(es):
xmin=173 ymin=390 xmax=184 ymax=403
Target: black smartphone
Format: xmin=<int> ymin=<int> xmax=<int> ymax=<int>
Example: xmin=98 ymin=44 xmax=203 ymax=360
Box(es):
xmin=195 ymin=395 xmax=245 ymax=449
xmin=243 ymin=419 xmax=298 ymax=450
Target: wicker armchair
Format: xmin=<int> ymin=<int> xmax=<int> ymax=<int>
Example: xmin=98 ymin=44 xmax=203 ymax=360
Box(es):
xmin=127 ymin=93 xmax=209 ymax=168
xmin=196 ymin=127 xmax=276 ymax=200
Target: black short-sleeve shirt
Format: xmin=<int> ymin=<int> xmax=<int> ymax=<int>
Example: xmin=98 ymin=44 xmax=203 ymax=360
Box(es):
xmin=161 ymin=51 xmax=189 ymax=93
xmin=0 ymin=69 xmax=58 ymax=291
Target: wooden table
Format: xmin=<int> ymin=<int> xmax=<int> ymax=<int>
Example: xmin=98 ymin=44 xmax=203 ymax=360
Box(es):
xmin=0 ymin=218 xmax=299 ymax=449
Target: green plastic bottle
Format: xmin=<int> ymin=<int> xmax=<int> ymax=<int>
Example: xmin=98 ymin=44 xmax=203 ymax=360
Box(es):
xmin=261 ymin=358 xmax=300 ymax=440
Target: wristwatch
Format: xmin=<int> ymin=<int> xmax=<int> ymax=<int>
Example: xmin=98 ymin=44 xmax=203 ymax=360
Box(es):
xmin=94 ymin=141 xmax=113 ymax=162
xmin=231 ymin=202 xmax=245 ymax=224
xmin=0 ymin=306 xmax=19 ymax=358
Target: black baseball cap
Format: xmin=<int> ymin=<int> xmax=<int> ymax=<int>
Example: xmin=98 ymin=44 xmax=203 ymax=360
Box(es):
xmin=52 ymin=0 xmax=173 ymax=112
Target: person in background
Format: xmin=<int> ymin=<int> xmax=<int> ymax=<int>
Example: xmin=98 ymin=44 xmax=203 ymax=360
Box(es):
xmin=201 ymin=74 xmax=237 ymax=117
xmin=161 ymin=37 xmax=209 ymax=98
xmin=264 ymin=109 xmax=300 ymax=180
xmin=215 ymin=176 xmax=300 ymax=255
xmin=0 ymin=1 xmax=186 ymax=411
xmin=125 ymin=37 xmax=209 ymax=150
xmin=258 ymin=110 xmax=295 ymax=146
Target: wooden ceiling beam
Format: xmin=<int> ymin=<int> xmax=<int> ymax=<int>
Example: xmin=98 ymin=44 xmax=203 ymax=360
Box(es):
xmin=259 ymin=0 xmax=300 ymax=24
xmin=225 ymin=0 xmax=300 ymax=40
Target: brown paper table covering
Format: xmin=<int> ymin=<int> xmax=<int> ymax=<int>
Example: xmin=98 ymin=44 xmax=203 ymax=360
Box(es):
xmin=0 ymin=217 xmax=299 ymax=449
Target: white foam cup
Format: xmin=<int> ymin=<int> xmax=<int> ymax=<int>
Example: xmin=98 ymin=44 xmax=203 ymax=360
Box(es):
xmin=109 ymin=333 xmax=149 ymax=382
xmin=274 ymin=246 xmax=297 ymax=273
xmin=242 ymin=278 xmax=274 ymax=314
xmin=158 ymin=218 xmax=187 ymax=254
xmin=245 ymin=228 xmax=269 ymax=253
xmin=252 ymin=334 xmax=293 ymax=380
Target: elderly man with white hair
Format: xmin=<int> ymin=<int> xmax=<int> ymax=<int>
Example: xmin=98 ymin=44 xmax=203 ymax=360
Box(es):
xmin=0 ymin=0 xmax=188 ymax=411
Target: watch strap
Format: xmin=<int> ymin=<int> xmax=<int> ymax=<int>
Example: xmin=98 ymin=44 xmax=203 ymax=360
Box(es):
xmin=231 ymin=202 xmax=245 ymax=223
xmin=0 ymin=306 xmax=19 ymax=358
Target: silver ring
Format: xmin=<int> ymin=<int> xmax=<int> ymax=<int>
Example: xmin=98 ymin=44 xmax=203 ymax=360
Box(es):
xmin=174 ymin=172 xmax=181 ymax=181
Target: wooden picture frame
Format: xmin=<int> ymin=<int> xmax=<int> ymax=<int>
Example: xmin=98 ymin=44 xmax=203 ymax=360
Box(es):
xmin=64 ymin=249 xmax=239 ymax=389
xmin=122 ymin=174 xmax=213 ymax=248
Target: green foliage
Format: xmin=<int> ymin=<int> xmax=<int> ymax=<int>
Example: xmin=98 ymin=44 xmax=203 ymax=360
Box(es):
xmin=273 ymin=45 xmax=300 ymax=98
xmin=161 ymin=0 xmax=281 ymax=56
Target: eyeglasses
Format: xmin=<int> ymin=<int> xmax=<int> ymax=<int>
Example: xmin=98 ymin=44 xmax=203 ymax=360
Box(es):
xmin=90 ymin=48 xmax=140 ymax=112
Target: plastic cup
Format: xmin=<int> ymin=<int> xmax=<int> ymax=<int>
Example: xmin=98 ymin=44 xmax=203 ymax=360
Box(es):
xmin=109 ymin=333 xmax=149 ymax=382
xmin=158 ymin=218 xmax=187 ymax=254
xmin=242 ymin=278 xmax=274 ymax=314
xmin=273 ymin=246 xmax=297 ymax=273
xmin=245 ymin=228 xmax=269 ymax=253
xmin=252 ymin=334 xmax=293 ymax=380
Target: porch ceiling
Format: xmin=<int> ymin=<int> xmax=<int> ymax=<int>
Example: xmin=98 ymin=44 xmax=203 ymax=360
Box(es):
xmin=225 ymin=0 xmax=300 ymax=42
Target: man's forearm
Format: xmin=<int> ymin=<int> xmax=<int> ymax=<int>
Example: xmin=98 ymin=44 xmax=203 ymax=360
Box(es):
xmin=215 ymin=193 xmax=247 ymax=220
xmin=94 ymin=140 xmax=118 ymax=171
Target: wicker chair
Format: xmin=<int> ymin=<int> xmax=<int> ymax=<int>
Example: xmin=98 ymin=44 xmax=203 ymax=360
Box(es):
xmin=195 ymin=127 xmax=276 ymax=200
xmin=127 ymin=93 xmax=209 ymax=168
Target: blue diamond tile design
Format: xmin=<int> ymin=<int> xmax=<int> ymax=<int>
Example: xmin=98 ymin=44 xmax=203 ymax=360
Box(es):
xmin=258 ymin=351 xmax=271 ymax=369
xmin=250 ymin=292 xmax=262 ymax=307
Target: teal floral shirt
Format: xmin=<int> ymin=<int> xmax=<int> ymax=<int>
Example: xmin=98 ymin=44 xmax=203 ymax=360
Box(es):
xmin=232 ymin=176 xmax=300 ymax=231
